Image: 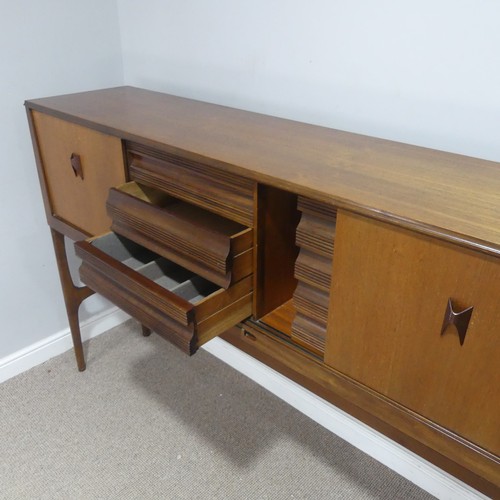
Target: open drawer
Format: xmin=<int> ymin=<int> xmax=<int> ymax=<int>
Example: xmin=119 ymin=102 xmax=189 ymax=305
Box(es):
xmin=75 ymin=232 xmax=253 ymax=355
xmin=106 ymin=182 xmax=253 ymax=289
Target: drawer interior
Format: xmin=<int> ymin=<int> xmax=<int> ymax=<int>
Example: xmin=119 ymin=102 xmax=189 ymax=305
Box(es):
xmin=78 ymin=231 xmax=253 ymax=354
xmin=92 ymin=232 xmax=219 ymax=302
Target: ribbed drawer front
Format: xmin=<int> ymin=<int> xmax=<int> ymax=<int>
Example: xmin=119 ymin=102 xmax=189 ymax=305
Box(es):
xmin=293 ymin=282 xmax=329 ymax=325
xmin=75 ymin=233 xmax=253 ymax=355
xmin=291 ymin=313 xmax=328 ymax=355
xmin=291 ymin=197 xmax=337 ymax=356
xmin=294 ymin=250 xmax=332 ymax=292
xmin=126 ymin=144 xmax=256 ymax=227
xmin=107 ymin=182 xmax=253 ymax=289
xmin=296 ymin=211 xmax=335 ymax=257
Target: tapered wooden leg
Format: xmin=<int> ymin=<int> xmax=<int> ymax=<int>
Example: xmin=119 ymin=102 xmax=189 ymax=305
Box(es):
xmin=50 ymin=228 xmax=95 ymax=371
xmin=142 ymin=325 xmax=152 ymax=337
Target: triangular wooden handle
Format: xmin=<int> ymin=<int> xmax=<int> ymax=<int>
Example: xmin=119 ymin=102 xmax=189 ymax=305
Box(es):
xmin=70 ymin=153 xmax=83 ymax=180
xmin=440 ymin=298 xmax=473 ymax=346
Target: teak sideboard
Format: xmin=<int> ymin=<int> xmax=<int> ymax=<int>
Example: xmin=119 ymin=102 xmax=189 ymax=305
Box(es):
xmin=25 ymin=87 xmax=499 ymax=496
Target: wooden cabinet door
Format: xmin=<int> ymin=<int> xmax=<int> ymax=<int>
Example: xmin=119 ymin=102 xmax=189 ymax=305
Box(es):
xmin=324 ymin=211 xmax=500 ymax=455
xmin=31 ymin=111 xmax=125 ymax=236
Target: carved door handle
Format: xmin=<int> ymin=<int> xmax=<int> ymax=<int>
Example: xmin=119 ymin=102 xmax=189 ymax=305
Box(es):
xmin=440 ymin=298 xmax=473 ymax=346
xmin=70 ymin=153 xmax=84 ymax=179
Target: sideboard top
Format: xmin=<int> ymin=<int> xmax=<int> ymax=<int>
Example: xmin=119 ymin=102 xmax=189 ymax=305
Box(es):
xmin=26 ymin=86 xmax=500 ymax=253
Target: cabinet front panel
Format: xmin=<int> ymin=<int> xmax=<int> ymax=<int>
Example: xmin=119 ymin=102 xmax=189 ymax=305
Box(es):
xmin=325 ymin=211 xmax=500 ymax=455
xmin=32 ymin=111 xmax=125 ymax=236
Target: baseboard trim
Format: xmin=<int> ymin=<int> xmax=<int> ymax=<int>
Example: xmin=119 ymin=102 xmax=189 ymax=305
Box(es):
xmin=0 ymin=307 xmax=130 ymax=384
xmin=1 ymin=313 xmax=486 ymax=499
xmin=203 ymin=337 xmax=486 ymax=500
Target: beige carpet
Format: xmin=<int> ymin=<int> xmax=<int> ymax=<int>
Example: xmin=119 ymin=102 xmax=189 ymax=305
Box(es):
xmin=0 ymin=320 xmax=434 ymax=499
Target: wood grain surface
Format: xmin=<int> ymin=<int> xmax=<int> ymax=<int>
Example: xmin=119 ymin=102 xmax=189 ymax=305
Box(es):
xmin=325 ymin=210 xmax=500 ymax=455
xmin=107 ymin=182 xmax=253 ymax=288
xmin=26 ymin=87 xmax=500 ymax=253
xmin=291 ymin=197 xmax=337 ymax=356
xmin=31 ymin=110 xmax=125 ymax=236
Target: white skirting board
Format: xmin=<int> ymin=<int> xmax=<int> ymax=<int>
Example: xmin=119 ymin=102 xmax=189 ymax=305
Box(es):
xmin=0 ymin=307 xmax=130 ymax=384
xmin=0 ymin=311 xmax=487 ymax=499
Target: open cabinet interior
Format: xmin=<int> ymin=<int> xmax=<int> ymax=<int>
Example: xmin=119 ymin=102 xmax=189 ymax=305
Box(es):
xmin=254 ymin=184 xmax=299 ymax=336
xmin=254 ymin=185 xmax=337 ymax=358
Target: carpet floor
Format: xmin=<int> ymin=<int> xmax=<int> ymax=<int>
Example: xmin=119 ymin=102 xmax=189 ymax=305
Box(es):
xmin=0 ymin=320 xmax=434 ymax=499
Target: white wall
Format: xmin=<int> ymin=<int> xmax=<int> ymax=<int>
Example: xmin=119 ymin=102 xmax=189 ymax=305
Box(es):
xmin=0 ymin=1 xmax=123 ymax=358
xmin=118 ymin=0 xmax=500 ymax=162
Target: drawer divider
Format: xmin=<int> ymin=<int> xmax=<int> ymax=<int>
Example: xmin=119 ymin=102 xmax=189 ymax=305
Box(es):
xmin=75 ymin=239 xmax=195 ymax=326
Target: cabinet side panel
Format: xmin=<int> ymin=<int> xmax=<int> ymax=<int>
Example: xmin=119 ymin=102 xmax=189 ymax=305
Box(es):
xmin=254 ymin=186 xmax=299 ymax=318
xmin=325 ymin=211 xmax=500 ymax=456
xmin=32 ymin=111 xmax=126 ymax=237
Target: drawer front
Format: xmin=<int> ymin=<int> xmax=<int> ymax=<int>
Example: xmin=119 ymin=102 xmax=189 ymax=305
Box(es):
xmin=31 ymin=111 xmax=125 ymax=236
xmin=75 ymin=233 xmax=252 ymax=355
xmin=127 ymin=144 xmax=256 ymax=227
xmin=107 ymin=182 xmax=253 ymax=288
xmin=325 ymin=211 xmax=500 ymax=455
xmin=291 ymin=197 xmax=337 ymax=356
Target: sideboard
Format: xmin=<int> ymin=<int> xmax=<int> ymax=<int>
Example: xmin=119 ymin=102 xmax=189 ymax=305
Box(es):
xmin=25 ymin=87 xmax=499 ymax=496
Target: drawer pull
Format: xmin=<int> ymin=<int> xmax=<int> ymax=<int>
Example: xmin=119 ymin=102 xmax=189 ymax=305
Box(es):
xmin=70 ymin=153 xmax=84 ymax=179
xmin=440 ymin=298 xmax=473 ymax=346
